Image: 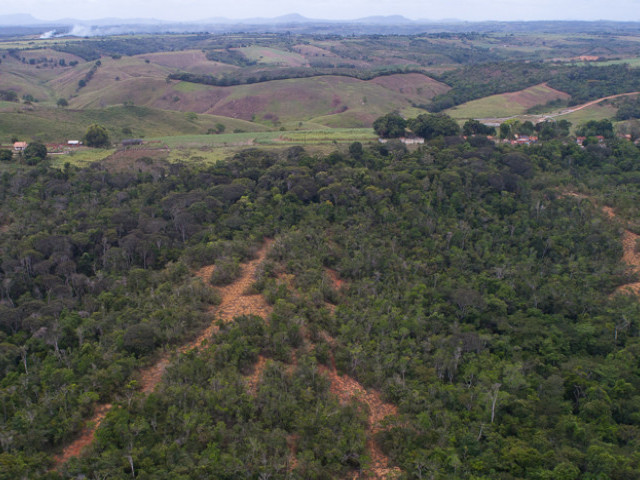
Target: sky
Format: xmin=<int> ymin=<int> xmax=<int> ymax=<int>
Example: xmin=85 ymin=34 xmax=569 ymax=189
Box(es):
xmin=3 ymin=0 xmax=640 ymax=22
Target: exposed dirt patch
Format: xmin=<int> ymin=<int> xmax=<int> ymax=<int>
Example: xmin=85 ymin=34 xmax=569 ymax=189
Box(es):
xmin=54 ymin=240 xmax=272 ymax=469
xmin=615 ymin=229 xmax=640 ymax=295
xmin=245 ymin=355 xmax=268 ymax=396
xmin=602 ymin=206 xmax=617 ymax=219
xmin=318 ymin=332 xmax=399 ymax=479
xmin=325 ymin=302 xmax=337 ymax=314
xmin=287 ymin=433 xmax=300 ymax=470
xmin=52 ymin=403 xmax=111 ymax=467
xmin=326 ymin=268 xmax=345 ymax=290
xmin=563 ymin=193 xmax=640 ymax=296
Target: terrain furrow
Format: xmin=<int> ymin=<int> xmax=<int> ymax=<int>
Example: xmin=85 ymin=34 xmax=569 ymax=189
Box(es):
xmin=53 ymin=240 xmax=272 ymax=469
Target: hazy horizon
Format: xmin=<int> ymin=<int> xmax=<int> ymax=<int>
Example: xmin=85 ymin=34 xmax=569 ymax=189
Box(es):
xmin=2 ymin=0 xmax=639 ymax=23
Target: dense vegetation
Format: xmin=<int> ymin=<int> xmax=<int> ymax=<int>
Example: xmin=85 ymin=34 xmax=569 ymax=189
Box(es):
xmin=615 ymin=96 xmax=640 ymax=120
xmin=1 ymin=132 xmax=640 ymax=478
xmin=547 ymin=65 xmax=640 ymax=106
xmin=430 ymin=63 xmax=640 ymax=112
xmin=428 ymin=62 xmax=560 ymax=112
xmin=167 ymin=66 xmax=424 ymax=87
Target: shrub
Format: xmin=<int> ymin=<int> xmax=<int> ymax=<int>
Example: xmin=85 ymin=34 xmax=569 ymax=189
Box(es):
xmin=209 ymin=257 xmax=242 ymax=286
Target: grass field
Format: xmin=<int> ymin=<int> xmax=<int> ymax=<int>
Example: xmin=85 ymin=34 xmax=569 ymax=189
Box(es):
xmin=0 ymin=42 xmax=449 ymax=129
xmin=48 ymin=148 xmax=115 ymax=168
xmin=567 ymin=58 xmax=640 ymax=67
xmin=0 ymin=105 xmax=268 ymax=143
xmin=446 ymin=84 xmax=570 ymax=119
xmin=152 ymin=128 xmax=375 ymax=148
xmin=555 ymin=102 xmax=619 ymax=128
xmin=237 ymin=46 xmax=308 ymax=67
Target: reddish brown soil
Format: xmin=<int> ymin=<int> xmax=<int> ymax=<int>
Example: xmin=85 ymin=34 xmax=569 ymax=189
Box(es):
xmin=563 ymin=194 xmax=640 ymax=296
xmin=318 ymin=361 xmax=399 ymax=478
xmin=287 ymin=433 xmax=300 ymax=470
xmin=326 ymin=268 xmax=346 ymax=290
xmin=615 ymin=228 xmax=640 ymax=295
xmin=53 ymin=240 xmax=272 ymax=469
xmin=52 ymin=403 xmax=111 ymax=467
xmin=245 ymin=355 xmax=268 ymax=395
xmin=317 ymin=331 xmax=400 ymax=479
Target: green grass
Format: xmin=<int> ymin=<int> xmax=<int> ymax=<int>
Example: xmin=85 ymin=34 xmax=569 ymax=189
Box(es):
xmin=48 ymin=148 xmax=115 ymax=168
xmin=446 ymin=84 xmax=570 ymax=120
xmin=173 ymin=81 xmax=209 ymax=93
xmin=238 ymin=46 xmax=307 ymax=67
xmin=567 ymin=58 xmax=640 ymax=67
xmin=152 ymin=128 xmax=375 ymax=148
xmin=0 ymin=105 xmax=268 ymax=143
xmin=556 ymin=103 xmax=619 ymax=129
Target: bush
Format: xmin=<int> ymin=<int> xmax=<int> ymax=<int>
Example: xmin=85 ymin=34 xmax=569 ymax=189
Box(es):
xmin=0 ymin=149 xmax=12 ymax=162
xmin=84 ymin=124 xmax=110 ymax=148
xmin=23 ymin=142 xmax=47 ymax=165
xmin=209 ymin=257 xmax=242 ymax=286
xmin=123 ymin=323 xmax=158 ymax=356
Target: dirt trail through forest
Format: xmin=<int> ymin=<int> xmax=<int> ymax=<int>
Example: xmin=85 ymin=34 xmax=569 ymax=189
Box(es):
xmin=605 ymin=209 xmax=640 ymax=295
xmin=53 ymin=241 xmax=272 ymax=469
xmin=564 ymin=193 xmax=640 ymax=295
xmin=318 ymin=331 xmax=400 ymax=479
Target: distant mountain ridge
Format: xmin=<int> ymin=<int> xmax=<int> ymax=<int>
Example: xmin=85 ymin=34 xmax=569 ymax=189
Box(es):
xmin=1 ymin=13 xmax=640 ymax=36
xmin=0 ymin=12 xmax=420 ymax=26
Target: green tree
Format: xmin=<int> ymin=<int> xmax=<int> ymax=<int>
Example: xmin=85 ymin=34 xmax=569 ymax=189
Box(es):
xmin=83 ymin=124 xmax=110 ymax=148
xmin=23 ymin=142 xmax=47 ymax=165
xmin=0 ymin=149 xmax=12 ymax=162
xmin=408 ymin=113 xmax=460 ymax=140
xmin=463 ymin=119 xmax=496 ymax=136
xmin=56 ymin=98 xmax=68 ymax=108
xmin=348 ymin=141 xmax=363 ymax=159
xmin=373 ymin=113 xmax=406 ymax=138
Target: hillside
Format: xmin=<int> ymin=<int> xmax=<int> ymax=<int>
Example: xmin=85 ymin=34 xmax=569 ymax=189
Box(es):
xmin=0 ymin=104 xmax=267 ymax=144
xmin=3 ymin=29 xmax=640 ymax=480
xmin=1 ymin=135 xmax=640 ymax=479
xmin=446 ymin=83 xmax=571 ymax=120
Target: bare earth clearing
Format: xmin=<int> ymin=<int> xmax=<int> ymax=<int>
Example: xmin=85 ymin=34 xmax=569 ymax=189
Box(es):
xmin=564 ymin=193 xmax=640 ymax=295
xmin=55 ymin=240 xmax=399 ymax=478
xmin=54 ymin=241 xmax=272 ymax=468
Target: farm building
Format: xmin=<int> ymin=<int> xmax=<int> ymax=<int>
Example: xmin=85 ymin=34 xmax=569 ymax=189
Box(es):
xmin=122 ymin=139 xmax=143 ymax=147
xmin=378 ymin=137 xmax=425 ymax=145
xmin=13 ymin=142 xmax=27 ymax=152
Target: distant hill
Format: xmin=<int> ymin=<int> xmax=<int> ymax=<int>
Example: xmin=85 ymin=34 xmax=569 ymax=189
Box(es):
xmin=1 ymin=14 xmax=640 ymax=36
xmin=0 ymin=14 xmax=44 ymax=26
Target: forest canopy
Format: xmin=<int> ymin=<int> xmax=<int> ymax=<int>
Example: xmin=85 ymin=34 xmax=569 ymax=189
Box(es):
xmin=0 ymin=134 xmax=639 ymax=479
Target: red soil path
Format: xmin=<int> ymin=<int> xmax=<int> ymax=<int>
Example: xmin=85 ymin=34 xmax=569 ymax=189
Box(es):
xmin=591 ymin=203 xmax=640 ymax=295
xmin=326 ymin=268 xmax=346 ymax=290
xmin=245 ymin=355 xmax=268 ymax=395
xmin=318 ymin=333 xmax=400 ymax=479
xmin=53 ymin=240 xmax=272 ymax=469
xmin=563 ymin=194 xmax=640 ymax=296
